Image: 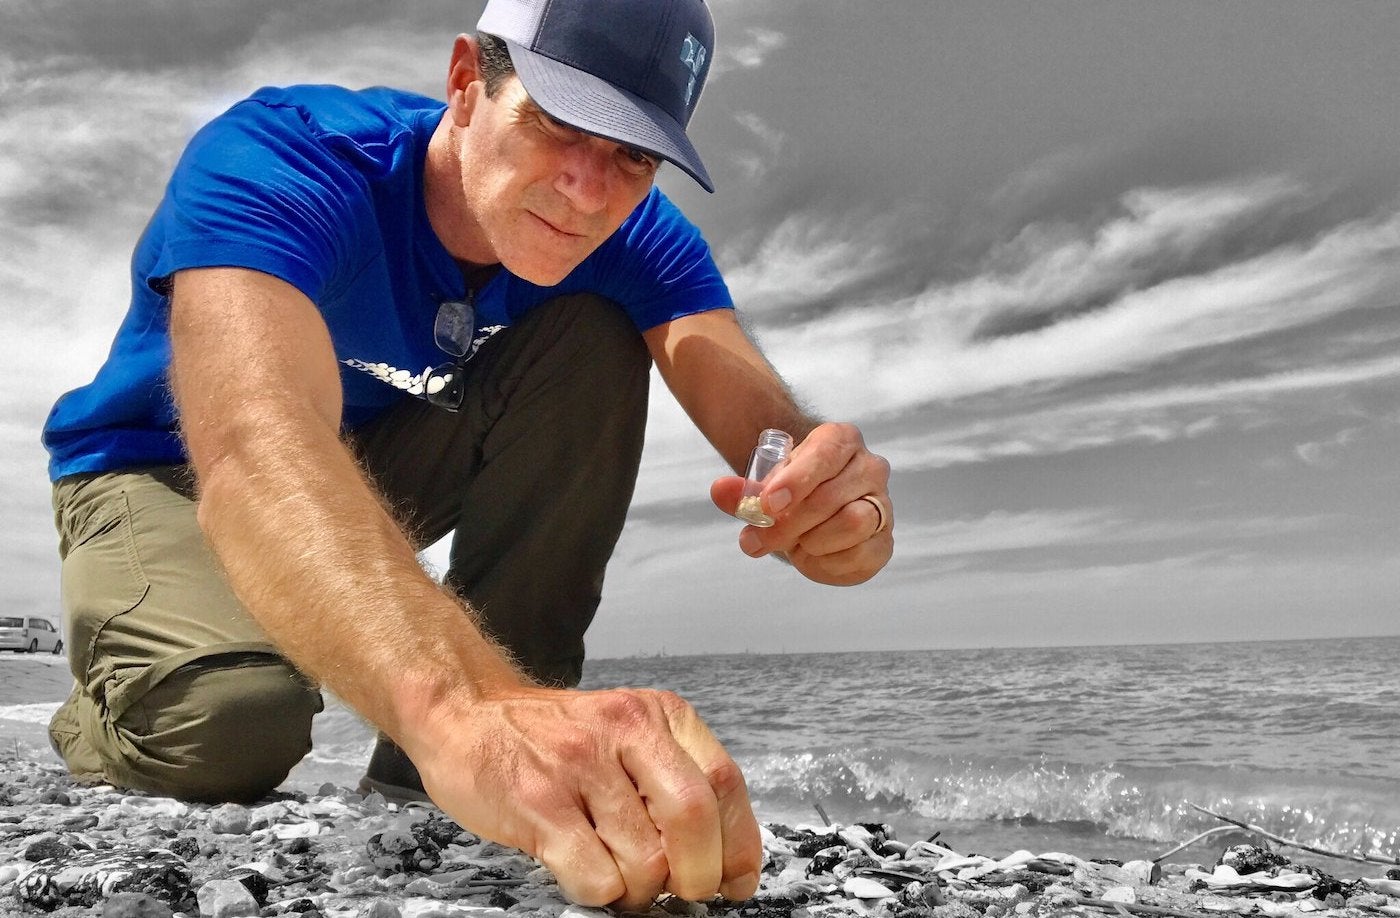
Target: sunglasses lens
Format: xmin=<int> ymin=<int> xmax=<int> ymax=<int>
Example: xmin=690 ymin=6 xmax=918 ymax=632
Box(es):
xmin=434 ymin=298 xmax=475 ymax=358
xmin=424 ymin=363 xmax=465 ymax=411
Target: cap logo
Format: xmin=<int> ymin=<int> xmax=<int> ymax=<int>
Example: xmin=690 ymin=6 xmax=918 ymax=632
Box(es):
xmin=680 ymin=33 xmax=707 ymax=106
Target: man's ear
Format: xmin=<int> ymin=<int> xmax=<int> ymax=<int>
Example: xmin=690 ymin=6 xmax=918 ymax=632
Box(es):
xmin=446 ymin=34 xmax=484 ymax=126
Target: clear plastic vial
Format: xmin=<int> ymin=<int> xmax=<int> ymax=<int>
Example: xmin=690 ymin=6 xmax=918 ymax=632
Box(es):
xmin=734 ymin=428 xmax=794 ymax=527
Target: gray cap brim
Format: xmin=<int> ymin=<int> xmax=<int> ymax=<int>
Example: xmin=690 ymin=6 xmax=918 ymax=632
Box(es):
xmin=503 ymin=38 xmax=715 ymax=193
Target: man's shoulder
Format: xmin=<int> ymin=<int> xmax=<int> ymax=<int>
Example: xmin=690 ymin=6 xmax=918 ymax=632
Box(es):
xmin=234 ymin=84 xmax=445 ymax=143
xmin=177 ymin=84 xmax=445 ymax=190
xmin=604 ymin=186 xmax=712 ymax=262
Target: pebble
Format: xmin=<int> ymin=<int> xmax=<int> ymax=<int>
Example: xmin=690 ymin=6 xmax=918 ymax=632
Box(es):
xmin=120 ymin=796 xmax=188 ymax=818
xmin=103 ymin=891 xmax=175 ymax=917
xmin=271 ymin=820 xmax=323 ymax=840
xmin=23 ymin=832 xmax=74 ymax=861
xmin=169 ymin=836 xmax=201 ymax=860
xmin=63 ymin=812 xmax=101 ymax=829
xmin=361 ymin=901 xmax=404 ymax=918
xmin=842 ymin=876 xmax=895 ymax=899
xmin=207 ymin=803 xmax=253 ymax=835
xmin=932 ymin=902 xmax=986 ymax=918
xmin=559 ymin=906 xmax=613 ymax=918
xmin=197 ymin=878 xmax=261 ymax=917
xmin=1119 ymin=859 xmax=1156 ymax=886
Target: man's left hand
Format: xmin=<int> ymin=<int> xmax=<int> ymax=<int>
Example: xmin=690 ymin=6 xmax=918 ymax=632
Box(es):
xmin=710 ymin=422 xmax=892 ymax=585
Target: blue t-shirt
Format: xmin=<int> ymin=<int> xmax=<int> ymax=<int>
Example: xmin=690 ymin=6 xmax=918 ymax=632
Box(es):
xmin=42 ymin=84 xmax=732 ymax=480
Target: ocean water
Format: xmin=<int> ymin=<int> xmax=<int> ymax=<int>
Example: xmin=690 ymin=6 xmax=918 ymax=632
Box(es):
xmin=5 ymin=638 xmax=1396 ymax=875
xmin=283 ymin=636 xmax=1399 ymax=875
xmin=581 ymin=638 xmax=1400 ymax=872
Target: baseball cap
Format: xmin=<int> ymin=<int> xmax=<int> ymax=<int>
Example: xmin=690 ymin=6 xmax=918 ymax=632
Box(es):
xmin=477 ymin=0 xmax=716 ymax=192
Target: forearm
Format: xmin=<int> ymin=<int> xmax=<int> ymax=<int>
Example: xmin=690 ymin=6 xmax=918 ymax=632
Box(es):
xmin=708 ymin=363 xmax=821 ymax=474
xmin=170 ymin=267 xmax=527 ymax=758
xmin=645 ymin=310 xmax=821 ymax=472
xmin=190 ymin=406 xmax=526 ymax=744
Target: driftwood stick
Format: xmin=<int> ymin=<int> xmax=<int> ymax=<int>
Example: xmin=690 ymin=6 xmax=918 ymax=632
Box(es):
xmin=1075 ymin=896 xmax=1223 ymax=918
xmin=1189 ymin=803 xmax=1400 ymax=867
xmin=1153 ymin=825 xmax=1250 ymax=864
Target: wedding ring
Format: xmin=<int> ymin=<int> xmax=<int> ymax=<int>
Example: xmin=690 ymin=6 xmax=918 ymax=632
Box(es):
xmin=858 ymin=495 xmax=890 ymax=535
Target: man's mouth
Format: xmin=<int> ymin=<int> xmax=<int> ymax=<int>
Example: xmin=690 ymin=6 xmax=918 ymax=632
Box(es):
xmin=528 ymin=211 xmax=585 ymax=238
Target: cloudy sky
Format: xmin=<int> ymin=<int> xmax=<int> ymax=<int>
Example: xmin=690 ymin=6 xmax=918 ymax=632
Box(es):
xmin=4 ymin=1 xmax=1398 ymax=657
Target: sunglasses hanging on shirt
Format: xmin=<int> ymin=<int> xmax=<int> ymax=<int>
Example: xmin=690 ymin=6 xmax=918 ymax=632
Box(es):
xmin=424 ymin=294 xmax=479 ymax=412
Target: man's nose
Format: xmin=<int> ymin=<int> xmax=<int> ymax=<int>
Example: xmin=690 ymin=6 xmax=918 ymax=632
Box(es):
xmin=554 ymin=138 xmax=613 ymax=214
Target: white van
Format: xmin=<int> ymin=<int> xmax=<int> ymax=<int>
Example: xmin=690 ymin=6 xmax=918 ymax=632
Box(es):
xmin=0 ymin=617 xmax=64 ymax=654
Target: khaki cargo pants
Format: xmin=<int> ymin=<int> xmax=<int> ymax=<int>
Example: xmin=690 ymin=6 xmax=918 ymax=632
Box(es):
xmin=50 ymin=295 xmax=650 ymax=802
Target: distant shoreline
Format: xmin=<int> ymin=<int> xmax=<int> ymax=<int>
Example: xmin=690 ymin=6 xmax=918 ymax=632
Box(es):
xmin=587 ymin=632 xmax=1400 ymax=661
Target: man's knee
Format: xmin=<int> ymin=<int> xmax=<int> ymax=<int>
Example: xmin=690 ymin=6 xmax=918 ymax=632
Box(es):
xmin=95 ymin=656 xmax=321 ymax=803
xmin=518 ymin=293 xmax=652 ymax=392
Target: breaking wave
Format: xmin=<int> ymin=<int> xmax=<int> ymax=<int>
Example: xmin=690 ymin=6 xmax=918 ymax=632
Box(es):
xmin=739 ymin=746 xmax=1400 ymax=861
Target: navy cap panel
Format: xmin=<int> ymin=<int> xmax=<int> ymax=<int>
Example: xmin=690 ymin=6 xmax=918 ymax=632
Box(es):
xmin=534 ymin=0 xmax=711 ymax=127
xmin=477 ymin=0 xmax=716 ymax=191
xmin=509 ymin=39 xmax=714 ymax=191
xmin=533 ymin=0 xmax=668 ymax=99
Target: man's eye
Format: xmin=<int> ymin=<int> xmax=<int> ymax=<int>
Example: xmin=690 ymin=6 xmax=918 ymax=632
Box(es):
xmin=620 ymin=147 xmax=658 ymax=175
xmin=538 ymin=112 xmax=578 ymax=139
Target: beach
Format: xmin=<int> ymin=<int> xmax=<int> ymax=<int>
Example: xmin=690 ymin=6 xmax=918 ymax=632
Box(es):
xmin=2 ymin=734 xmax=1399 ymax=918
xmin=0 ymin=653 xmax=70 ymax=766
xmin=3 ymin=644 xmax=1400 ymax=916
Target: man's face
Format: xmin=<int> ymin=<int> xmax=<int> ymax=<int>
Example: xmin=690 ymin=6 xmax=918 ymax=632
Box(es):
xmin=453 ymin=77 xmax=660 ymax=285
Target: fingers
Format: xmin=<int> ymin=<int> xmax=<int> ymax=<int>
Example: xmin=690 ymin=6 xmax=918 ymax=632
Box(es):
xmin=713 ymin=757 xmax=763 ymax=900
xmin=735 ymin=423 xmax=890 ymax=565
xmin=785 ymin=533 xmax=892 ymax=585
xmin=536 ymin=810 xmax=629 ymax=907
xmin=425 ymin=690 xmax=760 ymax=912
xmin=769 ymin=426 xmax=890 ymax=527
xmin=765 ymin=422 xmax=877 ymax=512
xmin=586 ymin=776 xmax=671 ymax=910
xmin=618 ymin=702 xmax=723 ymax=901
xmin=653 ymin=695 xmax=764 ymax=900
xmin=562 ymin=690 xmax=761 ymax=908
xmin=710 ymin=475 xmax=745 ymax=516
xmin=791 ymin=490 xmax=894 ymax=556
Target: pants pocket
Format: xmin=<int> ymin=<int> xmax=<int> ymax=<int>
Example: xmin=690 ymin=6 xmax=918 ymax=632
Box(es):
xmin=59 ymin=492 xmax=149 ymax=690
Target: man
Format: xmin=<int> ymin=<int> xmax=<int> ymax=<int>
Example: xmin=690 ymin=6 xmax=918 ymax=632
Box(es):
xmin=41 ymin=0 xmax=893 ymax=908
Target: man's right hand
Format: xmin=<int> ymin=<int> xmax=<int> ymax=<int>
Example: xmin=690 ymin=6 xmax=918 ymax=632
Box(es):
xmin=410 ymin=686 xmax=763 ymax=911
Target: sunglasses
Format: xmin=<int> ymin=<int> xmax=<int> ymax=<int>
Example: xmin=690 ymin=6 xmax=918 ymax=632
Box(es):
xmin=424 ymin=295 xmax=480 ymax=412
